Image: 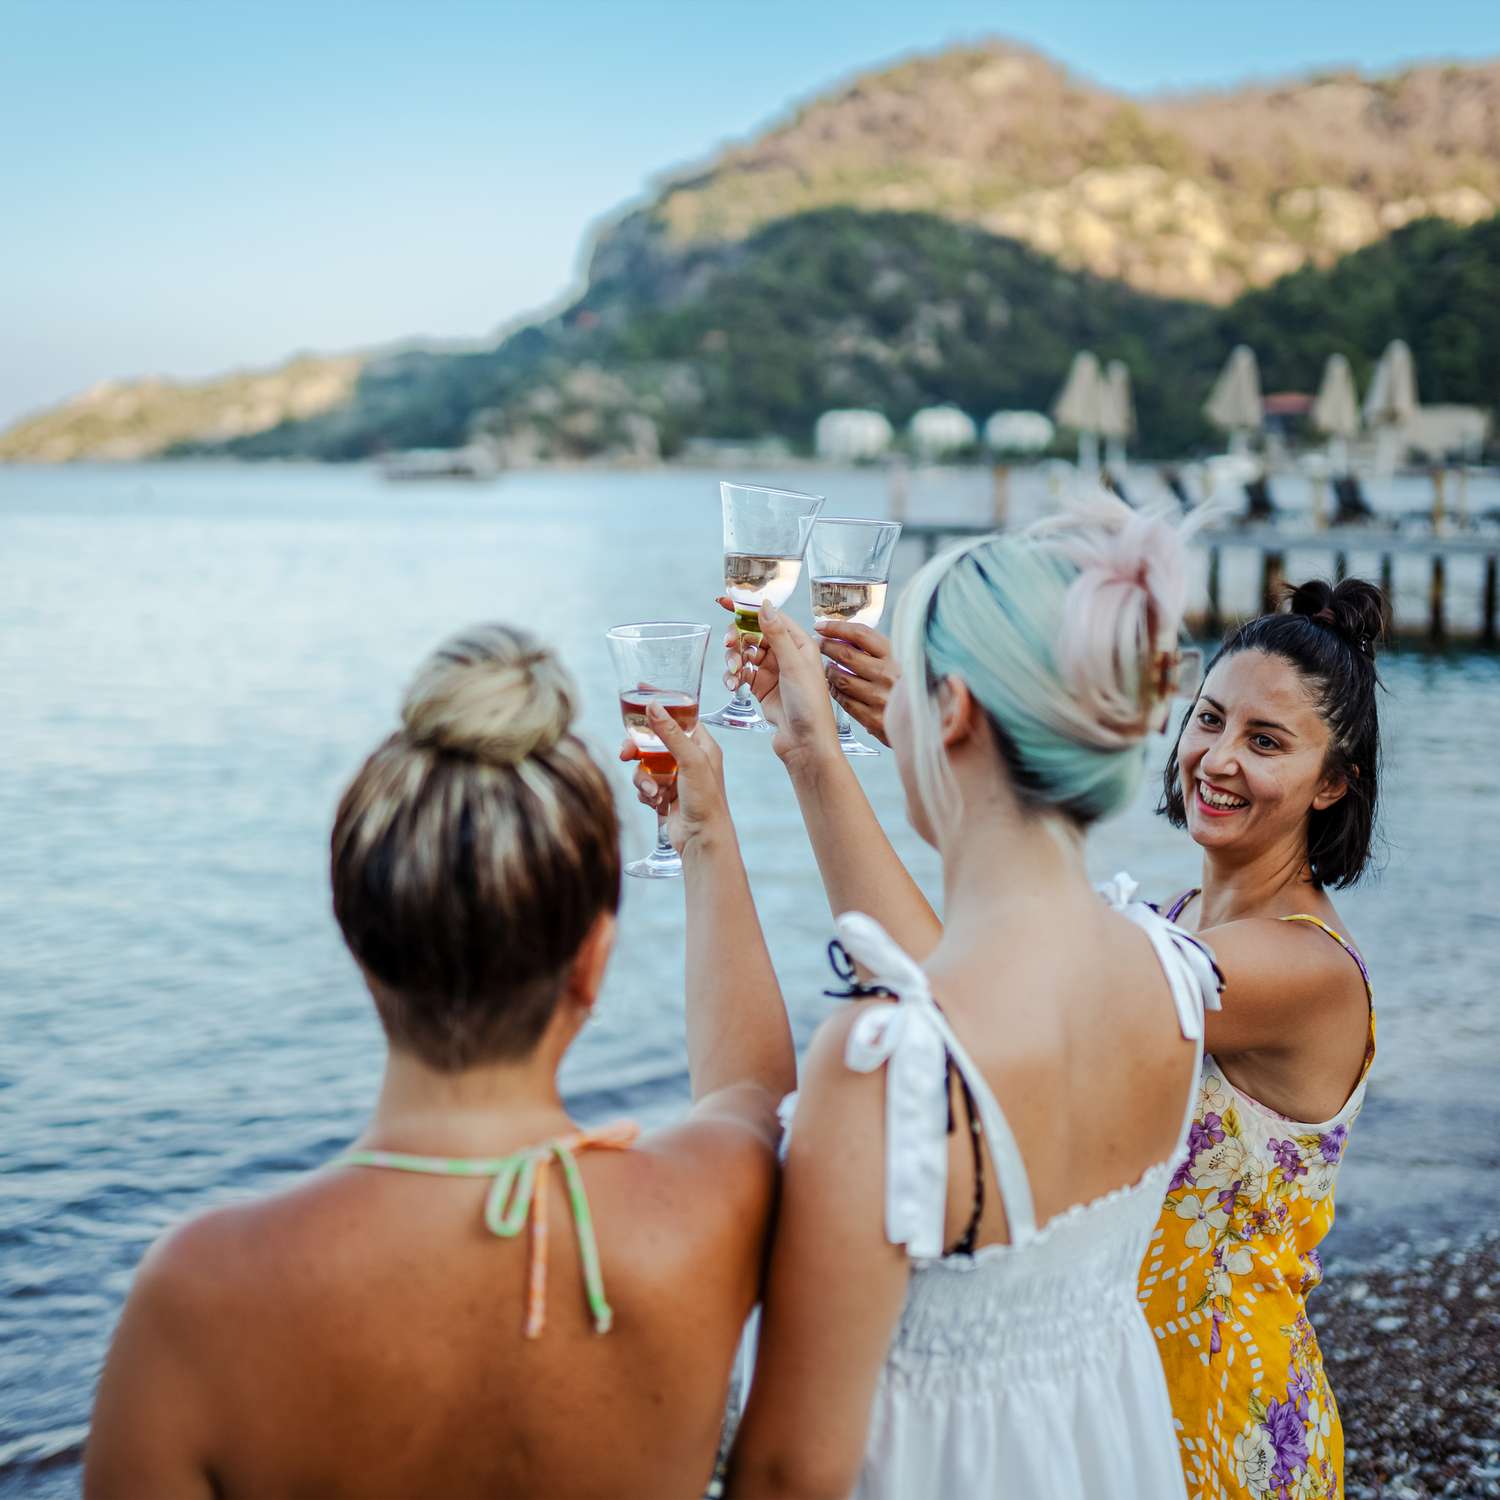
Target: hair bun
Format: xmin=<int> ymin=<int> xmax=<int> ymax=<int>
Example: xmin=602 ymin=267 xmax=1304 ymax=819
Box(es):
xmin=400 ymin=623 xmax=576 ymax=765
xmin=1286 ymin=578 xmax=1388 ymax=659
xmin=1050 ymin=496 xmax=1190 ymax=742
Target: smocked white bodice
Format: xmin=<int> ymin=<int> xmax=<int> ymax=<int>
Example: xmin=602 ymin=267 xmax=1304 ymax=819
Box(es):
xmin=779 ymin=877 xmax=1223 ymax=1500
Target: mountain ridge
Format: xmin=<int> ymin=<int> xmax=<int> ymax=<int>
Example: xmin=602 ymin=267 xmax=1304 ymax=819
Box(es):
xmin=4 ymin=40 xmax=1498 ymax=464
xmin=606 ymin=42 xmax=1500 ymax=304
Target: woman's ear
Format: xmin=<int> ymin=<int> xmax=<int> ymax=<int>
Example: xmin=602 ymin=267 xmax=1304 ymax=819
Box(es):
xmin=564 ymin=912 xmax=617 ymax=1020
xmin=1311 ymin=764 xmax=1351 ymax=812
xmin=936 ymin=674 xmax=984 ymax=751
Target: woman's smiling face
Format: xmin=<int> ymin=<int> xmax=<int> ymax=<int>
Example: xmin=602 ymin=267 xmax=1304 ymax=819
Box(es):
xmin=1176 ymin=648 xmax=1348 ymax=856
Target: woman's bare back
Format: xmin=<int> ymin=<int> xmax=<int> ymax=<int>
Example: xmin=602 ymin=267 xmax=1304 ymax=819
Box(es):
xmin=91 ymin=1131 xmax=772 ymax=1500
xmin=928 ymin=895 xmax=1201 ymax=1251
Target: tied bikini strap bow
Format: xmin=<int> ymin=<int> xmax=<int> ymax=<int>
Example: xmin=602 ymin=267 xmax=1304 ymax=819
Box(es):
xmin=1100 ymin=872 xmax=1224 ymax=1040
xmin=836 ymin=912 xmax=954 ymax=1260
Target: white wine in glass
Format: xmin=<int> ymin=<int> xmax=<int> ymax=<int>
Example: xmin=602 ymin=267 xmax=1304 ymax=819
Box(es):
xmin=704 ymin=482 xmax=825 ymax=732
xmin=807 ymin=517 xmax=902 ymax=758
xmin=809 ymin=577 xmax=888 ymax=628
xmin=724 ymin=553 xmax=803 ymax=637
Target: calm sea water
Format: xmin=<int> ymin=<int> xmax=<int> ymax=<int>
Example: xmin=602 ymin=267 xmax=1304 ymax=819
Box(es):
xmin=2 ymin=462 xmax=1497 ymax=1495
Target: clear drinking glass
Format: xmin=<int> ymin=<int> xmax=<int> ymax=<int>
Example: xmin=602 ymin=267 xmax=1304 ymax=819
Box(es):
xmin=807 ymin=517 xmax=903 ymax=756
xmin=703 ymin=481 xmax=826 ymax=732
xmin=606 ymin=622 xmax=711 ymax=879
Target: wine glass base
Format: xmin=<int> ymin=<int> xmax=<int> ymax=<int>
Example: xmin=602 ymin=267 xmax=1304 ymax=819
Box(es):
xmin=702 ymin=701 xmax=773 ymax=732
xmin=837 ymin=733 xmax=881 ymax=757
xmin=625 ymin=850 xmax=684 ymax=879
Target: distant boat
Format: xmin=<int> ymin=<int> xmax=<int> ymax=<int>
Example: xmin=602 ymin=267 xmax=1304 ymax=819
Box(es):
xmin=380 ymin=445 xmax=499 ymax=481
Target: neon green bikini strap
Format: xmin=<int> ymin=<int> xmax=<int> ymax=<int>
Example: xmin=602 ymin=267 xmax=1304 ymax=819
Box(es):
xmin=334 ymin=1118 xmax=639 ymax=1338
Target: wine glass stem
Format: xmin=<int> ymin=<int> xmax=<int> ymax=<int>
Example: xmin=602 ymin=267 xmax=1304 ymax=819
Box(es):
xmin=832 ymin=690 xmax=854 ymax=738
xmin=654 ymin=807 xmax=674 ymax=856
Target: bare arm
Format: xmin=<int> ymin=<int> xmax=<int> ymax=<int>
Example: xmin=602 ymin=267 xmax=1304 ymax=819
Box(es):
xmin=622 ymin=702 xmax=795 ymax=1112
xmin=726 ymin=1011 xmax=909 ymax=1500
xmin=85 ymin=1238 xmax=216 ymax=1500
xmin=1194 ymin=917 xmax=1367 ymax=1058
xmin=750 ymin=602 xmax=942 ymax=958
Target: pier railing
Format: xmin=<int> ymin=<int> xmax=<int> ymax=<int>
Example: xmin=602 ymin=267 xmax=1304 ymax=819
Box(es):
xmin=898 ymin=514 xmax=1499 ymax=647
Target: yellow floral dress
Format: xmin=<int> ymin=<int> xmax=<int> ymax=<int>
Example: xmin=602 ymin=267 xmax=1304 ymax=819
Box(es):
xmin=1140 ymin=897 xmax=1375 ymax=1500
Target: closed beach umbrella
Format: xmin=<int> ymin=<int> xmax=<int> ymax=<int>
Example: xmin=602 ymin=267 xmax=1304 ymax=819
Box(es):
xmin=1205 ymin=346 xmax=1263 ymax=453
xmin=1364 ymin=340 xmax=1418 ymax=476
xmin=1313 ymin=355 xmax=1360 ymax=439
xmin=1052 ymin=351 xmax=1109 ymax=474
xmin=1312 ymin=353 xmax=1360 ymax=478
xmin=1363 ymin=340 xmax=1418 ymax=427
xmin=1101 ymin=359 xmax=1134 ymax=470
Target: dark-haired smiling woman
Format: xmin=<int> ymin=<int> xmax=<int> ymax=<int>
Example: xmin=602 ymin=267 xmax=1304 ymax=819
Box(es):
xmin=733 ymin=572 xmax=1387 ymax=1500
xmin=1142 ymin=578 xmax=1385 ymax=1500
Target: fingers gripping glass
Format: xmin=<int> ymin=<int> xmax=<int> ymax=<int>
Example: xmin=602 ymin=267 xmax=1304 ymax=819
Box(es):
xmin=606 ymin=622 xmax=711 ymax=879
xmin=703 ymin=482 xmax=826 ymax=733
xmin=807 ymin=518 xmax=902 ymax=757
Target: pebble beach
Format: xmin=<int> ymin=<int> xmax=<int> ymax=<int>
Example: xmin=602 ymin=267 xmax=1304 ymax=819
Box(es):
xmin=1323 ymin=1235 xmax=1500 ymax=1499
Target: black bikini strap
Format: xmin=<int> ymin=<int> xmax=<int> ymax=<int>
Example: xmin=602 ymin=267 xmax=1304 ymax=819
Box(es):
xmin=944 ymin=1058 xmax=986 ymax=1258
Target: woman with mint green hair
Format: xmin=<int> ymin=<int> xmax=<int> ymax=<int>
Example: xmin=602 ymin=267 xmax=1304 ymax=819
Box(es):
xmin=634 ymin=496 xmax=1222 ymax=1498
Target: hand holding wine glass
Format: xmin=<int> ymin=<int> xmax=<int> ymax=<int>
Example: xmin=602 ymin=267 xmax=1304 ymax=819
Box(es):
xmin=619 ymin=698 xmax=729 ymax=854
xmin=812 ymin=622 xmax=899 ymax=747
xmin=722 ymin=599 xmax=844 ymax=767
xmin=805 ymin=517 xmax=901 ymax=755
xmin=606 ymin=622 xmax=711 ymax=879
xmin=703 ymin=482 xmax=825 ymax=734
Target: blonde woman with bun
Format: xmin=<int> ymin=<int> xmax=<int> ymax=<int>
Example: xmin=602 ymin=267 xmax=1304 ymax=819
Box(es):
xmin=648 ymin=498 xmax=1226 ymax=1498
xmin=86 ymin=623 xmax=795 ymax=1500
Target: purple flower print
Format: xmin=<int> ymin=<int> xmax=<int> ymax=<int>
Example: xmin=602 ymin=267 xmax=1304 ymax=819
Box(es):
xmin=1287 ymin=1366 xmax=1317 ymax=1419
xmin=1319 ymin=1124 xmax=1347 ymax=1163
xmin=1299 ymin=1246 xmax=1324 ymax=1294
xmin=1268 ymin=1137 xmax=1306 ymax=1179
xmin=1173 ymin=1112 xmax=1226 ymax=1190
xmin=1216 ymin=1182 xmax=1241 ymax=1215
xmin=1188 ymin=1112 xmax=1225 ymax=1157
xmin=1263 ymin=1396 xmax=1309 ymax=1485
xmin=1209 ymin=1306 xmax=1224 ymax=1355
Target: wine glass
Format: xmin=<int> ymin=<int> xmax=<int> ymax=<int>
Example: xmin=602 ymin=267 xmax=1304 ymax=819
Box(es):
xmin=605 ymin=622 xmax=711 ymax=879
xmin=703 ymin=481 xmax=826 ymax=732
xmin=807 ymin=517 xmax=902 ymax=756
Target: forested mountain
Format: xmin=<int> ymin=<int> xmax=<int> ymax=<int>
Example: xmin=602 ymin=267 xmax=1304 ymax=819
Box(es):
xmin=4 ymin=43 xmax=1497 ymax=463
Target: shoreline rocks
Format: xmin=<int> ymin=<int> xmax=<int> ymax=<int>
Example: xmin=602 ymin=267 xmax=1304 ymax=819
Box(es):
xmin=1321 ymin=1232 xmax=1500 ymax=1497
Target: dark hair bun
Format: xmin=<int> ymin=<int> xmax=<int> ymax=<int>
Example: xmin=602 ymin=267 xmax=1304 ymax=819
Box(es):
xmin=1286 ymin=578 xmax=1388 ymax=660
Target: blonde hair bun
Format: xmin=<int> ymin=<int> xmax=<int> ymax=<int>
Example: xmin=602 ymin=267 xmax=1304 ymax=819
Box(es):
xmin=400 ymin=623 xmax=576 ymax=766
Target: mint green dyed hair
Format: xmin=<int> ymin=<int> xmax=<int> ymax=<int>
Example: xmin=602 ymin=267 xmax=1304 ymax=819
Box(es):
xmin=891 ymin=493 xmax=1192 ymax=831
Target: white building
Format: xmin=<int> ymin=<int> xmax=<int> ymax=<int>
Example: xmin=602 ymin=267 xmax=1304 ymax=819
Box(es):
xmin=908 ymin=405 xmax=977 ymax=459
xmin=814 ymin=409 xmax=894 ymax=462
xmin=984 ymin=410 xmax=1054 ymax=454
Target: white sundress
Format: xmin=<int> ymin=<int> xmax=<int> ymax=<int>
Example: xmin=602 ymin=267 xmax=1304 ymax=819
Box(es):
xmin=781 ymin=876 xmax=1223 ymax=1500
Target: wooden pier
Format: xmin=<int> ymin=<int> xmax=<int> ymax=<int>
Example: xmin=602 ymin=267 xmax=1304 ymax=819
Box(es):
xmin=898 ymin=519 xmax=1500 ymax=646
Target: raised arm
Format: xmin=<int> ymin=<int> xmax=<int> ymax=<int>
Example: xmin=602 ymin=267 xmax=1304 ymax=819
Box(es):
xmin=747 ymin=602 xmax=942 ymax=958
xmin=623 ymin=703 xmax=795 ymax=1115
xmin=726 ymin=1010 xmax=910 ymax=1500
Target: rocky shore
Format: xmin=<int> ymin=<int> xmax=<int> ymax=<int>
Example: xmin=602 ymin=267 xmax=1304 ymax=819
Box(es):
xmin=1322 ymin=1233 xmax=1500 ymax=1498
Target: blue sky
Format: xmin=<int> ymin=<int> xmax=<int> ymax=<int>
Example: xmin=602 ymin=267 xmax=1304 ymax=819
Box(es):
xmin=1 ymin=0 xmax=1494 ymax=428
